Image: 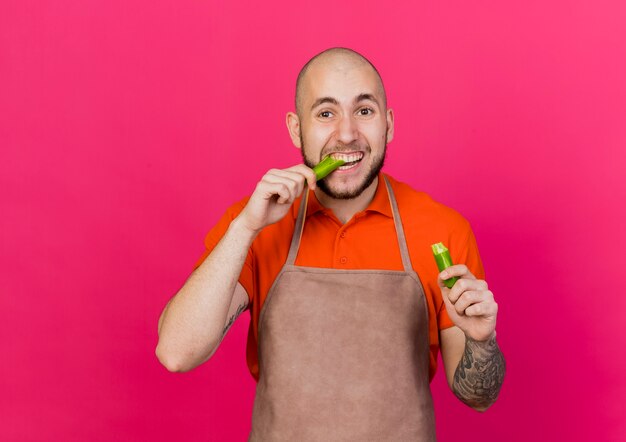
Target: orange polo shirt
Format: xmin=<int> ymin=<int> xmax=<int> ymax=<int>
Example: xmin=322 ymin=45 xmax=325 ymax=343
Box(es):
xmin=193 ymin=172 xmax=485 ymax=383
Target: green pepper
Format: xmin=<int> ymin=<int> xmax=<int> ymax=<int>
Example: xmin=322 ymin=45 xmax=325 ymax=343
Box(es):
xmin=431 ymin=242 xmax=459 ymax=288
xmin=312 ymin=156 xmax=346 ymax=181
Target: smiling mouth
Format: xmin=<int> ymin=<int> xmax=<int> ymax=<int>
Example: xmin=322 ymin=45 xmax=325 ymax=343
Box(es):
xmin=329 ymin=151 xmax=364 ymax=170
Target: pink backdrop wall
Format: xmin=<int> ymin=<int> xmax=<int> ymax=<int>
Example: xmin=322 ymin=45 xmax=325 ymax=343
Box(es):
xmin=2 ymin=1 xmax=625 ymax=441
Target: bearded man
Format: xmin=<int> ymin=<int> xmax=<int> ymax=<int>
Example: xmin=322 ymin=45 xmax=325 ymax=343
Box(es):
xmin=156 ymin=47 xmax=506 ymax=441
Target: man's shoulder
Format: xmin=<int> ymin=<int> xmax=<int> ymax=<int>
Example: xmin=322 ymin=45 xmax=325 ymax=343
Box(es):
xmin=385 ymin=174 xmax=470 ymax=229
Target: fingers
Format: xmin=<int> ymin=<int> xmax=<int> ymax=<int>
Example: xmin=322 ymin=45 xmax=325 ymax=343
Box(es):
xmin=255 ymin=180 xmax=293 ymax=204
xmin=283 ymin=164 xmax=318 ymax=190
xmin=439 ymin=264 xmax=476 ymax=284
xmin=446 ymin=278 xmax=488 ymax=303
xmin=451 ymin=289 xmax=496 ymax=317
xmin=261 ymin=171 xmax=298 ymax=204
xmin=258 ymin=165 xmax=316 ymax=205
xmin=441 ymin=275 xmax=496 ymax=317
xmin=261 ymin=170 xmax=302 ymax=204
xmin=242 ymin=163 xmax=318 ymax=232
xmin=465 ymin=299 xmax=498 ymax=317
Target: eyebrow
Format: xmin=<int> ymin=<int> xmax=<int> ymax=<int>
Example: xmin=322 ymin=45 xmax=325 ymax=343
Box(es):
xmin=310 ymin=93 xmax=380 ymax=111
xmin=355 ymin=93 xmax=379 ymax=106
xmin=310 ymin=97 xmax=338 ymax=111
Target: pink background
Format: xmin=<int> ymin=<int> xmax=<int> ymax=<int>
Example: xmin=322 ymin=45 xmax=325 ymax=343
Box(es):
xmin=2 ymin=1 xmax=625 ymax=441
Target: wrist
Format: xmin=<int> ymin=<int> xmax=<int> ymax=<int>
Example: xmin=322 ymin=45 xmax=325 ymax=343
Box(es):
xmin=466 ymin=330 xmax=497 ymax=344
xmin=230 ymin=215 xmax=261 ymax=243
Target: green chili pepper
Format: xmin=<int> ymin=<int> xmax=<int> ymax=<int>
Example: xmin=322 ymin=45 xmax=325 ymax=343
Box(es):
xmin=312 ymin=156 xmax=346 ymax=181
xmin=431 ymin=242 xmax=459 ymax=288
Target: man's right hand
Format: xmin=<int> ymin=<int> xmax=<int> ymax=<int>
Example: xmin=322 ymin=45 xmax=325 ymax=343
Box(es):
xmin=237 ymin=164 xmax=317 ymax=234
xmin=156 ymin=164 xmax=316 ymax=372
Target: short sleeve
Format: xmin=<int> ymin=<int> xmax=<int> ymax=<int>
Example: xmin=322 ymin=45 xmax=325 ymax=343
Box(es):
xmin=455 ymin=223 xmax=485 ymax=281
xmin=436 ymin=219 xmax=485 ymax=329
xmin=192 ymin=197 xmax=255 ymax=304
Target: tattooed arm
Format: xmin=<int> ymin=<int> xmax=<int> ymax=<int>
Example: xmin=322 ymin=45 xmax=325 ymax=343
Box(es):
xmin=197 ymin=289 xmax=250 ymax=364
xmin=440 ymin=326 xmax=506 ymax=411
xmin=221 ymin=297 xmax=249 ymax=338
xmin=155 ymin=216 xmax=255 ymax=373
xmin=437 ymin=264 xmax=506 ymax=411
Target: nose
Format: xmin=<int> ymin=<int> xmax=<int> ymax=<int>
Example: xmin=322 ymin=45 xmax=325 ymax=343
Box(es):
xmin=336 ymin=114 xmax=358 ymax=146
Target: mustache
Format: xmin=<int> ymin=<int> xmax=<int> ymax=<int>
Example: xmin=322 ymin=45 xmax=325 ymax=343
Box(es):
xmin=322 ymin=144 xmax=370 ymax=157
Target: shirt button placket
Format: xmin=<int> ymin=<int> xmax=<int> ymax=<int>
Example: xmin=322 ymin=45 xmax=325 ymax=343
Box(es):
xmin=337 ymin=229 xmax=348 ymax=265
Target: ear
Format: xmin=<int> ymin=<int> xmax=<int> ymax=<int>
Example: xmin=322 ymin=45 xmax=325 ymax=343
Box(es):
xmin=286 ymin=112 xmax=302 ymax=148
xmin=385 ymin=108 xmax=395 ymax=143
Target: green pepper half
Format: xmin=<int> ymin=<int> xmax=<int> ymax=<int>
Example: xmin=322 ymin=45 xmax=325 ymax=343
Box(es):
xmin=431 ymin=242 xmax=459 ymax=288
xmin=313 ymin=156 xmax=346 ymax=181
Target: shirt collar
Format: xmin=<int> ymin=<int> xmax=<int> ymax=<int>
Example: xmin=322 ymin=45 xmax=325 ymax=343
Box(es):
xmin=304 ymin=172 xmax=393 ymax=219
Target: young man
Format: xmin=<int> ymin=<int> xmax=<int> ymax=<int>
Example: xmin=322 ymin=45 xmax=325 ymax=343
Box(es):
xmin=156 ymin=47 xmax=505 ymax=441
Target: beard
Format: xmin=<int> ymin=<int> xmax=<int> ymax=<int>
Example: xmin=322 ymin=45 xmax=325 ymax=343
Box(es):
xmin=300 ymin=135 xmax=387 ymax=200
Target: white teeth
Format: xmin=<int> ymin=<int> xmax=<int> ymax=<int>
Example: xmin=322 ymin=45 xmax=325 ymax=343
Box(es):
xmin=330 ymin=152 xmax=364 ymax=163
xmin=338 ymin=163 xmax=358 ymax=170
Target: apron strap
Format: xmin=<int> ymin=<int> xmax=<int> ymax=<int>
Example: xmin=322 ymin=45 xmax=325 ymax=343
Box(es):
xmin=285 ymin=174 xmax=413 ymax=272
xmin=383 ymin=175 xmax=413 ymax=272
xmin=286 ymin=189 xmax=308 ymax=266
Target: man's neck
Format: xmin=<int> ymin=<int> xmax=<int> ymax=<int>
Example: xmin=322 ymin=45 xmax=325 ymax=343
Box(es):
xmin=314 ymin=176 xmax=379 ymax=225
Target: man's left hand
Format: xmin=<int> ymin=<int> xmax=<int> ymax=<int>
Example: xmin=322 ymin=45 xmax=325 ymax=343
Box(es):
xmin=438 ymin=265 xmax=498 ymax=342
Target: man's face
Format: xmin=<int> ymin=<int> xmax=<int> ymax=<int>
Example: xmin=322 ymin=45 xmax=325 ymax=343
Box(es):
xmin=292 ymin=59 xmax=394 ymax=199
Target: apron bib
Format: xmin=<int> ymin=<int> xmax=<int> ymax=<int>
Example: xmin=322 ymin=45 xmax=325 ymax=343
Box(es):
xmin=249 ymin=175 xmax=436 ymax=441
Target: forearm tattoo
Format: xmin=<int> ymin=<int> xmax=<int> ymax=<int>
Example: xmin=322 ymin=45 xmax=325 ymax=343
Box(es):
xmin=221 ymin=301 xmax=248 ymax=338
xmin=452 ymin=334 xmax=506 ymax=410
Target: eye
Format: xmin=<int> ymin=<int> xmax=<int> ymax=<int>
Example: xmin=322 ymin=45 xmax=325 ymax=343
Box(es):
xmin=318 ymin=110 xmax=333 ymax=118
xmin=358 ymin=107 xmax=374 ymax=116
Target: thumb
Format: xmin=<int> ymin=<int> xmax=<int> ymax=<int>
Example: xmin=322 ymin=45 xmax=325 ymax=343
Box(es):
xmin=437 ymin=270 xmax=451 ymax=290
